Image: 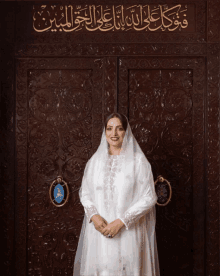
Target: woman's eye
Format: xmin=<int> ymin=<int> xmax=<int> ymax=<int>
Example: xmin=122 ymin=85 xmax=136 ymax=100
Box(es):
xmin=106 ymin=127 xmax=124 ymax=131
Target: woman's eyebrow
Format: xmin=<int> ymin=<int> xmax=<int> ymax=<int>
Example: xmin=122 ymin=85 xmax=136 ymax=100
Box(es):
xmin=107 ymin=125 xmax=122 ymax=127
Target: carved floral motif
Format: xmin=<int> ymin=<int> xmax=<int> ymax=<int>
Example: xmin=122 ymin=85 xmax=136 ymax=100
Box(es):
xmin=8 ymin=1 xmax=220 ymax=275
xmin=15 ymin=58 xmax=115 ymax=275
xmin=118 ymin=58 xmax=205 ymax=275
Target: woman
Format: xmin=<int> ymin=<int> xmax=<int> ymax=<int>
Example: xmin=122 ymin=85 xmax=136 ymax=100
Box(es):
xmin=73 ymin=113 xmax=160 ymax=276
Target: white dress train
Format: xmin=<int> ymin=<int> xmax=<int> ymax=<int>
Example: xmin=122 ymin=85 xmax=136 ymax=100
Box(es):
xmin=73 ymin=153 xmax=160 ymax=276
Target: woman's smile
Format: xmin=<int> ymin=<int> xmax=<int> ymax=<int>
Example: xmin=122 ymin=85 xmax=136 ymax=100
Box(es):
xmin=105 ymin=117 xmax=126 ymax=151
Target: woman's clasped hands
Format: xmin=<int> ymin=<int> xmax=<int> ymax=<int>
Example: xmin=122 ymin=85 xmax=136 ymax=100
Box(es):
xmin=91 ymin=214 xmax=125 ymax=238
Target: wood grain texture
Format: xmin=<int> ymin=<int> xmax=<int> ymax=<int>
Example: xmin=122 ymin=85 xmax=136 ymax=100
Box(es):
xmin=1 ymin=0 xmax=220 ymax=275
xmin=15 ymin=58 xmax=109 ymax=275
xmin=0 ymin=3 xmax=16 ymax=276
xmin=206 ymin=43 xmax=220 ymax=276
xmin=118 ymin=57 xmax=205 ymax=276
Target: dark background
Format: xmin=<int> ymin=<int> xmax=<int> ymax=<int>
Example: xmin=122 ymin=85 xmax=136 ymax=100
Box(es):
xmin=1 ymin=1 xmax=220 ymax=276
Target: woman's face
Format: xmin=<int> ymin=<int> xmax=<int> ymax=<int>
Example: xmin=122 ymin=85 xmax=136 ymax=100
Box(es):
xmin=105 ymin=117 xmax=126 ymax=148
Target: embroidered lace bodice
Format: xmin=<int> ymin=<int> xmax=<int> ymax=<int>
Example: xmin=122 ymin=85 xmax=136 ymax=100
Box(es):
xmin=103 ymin=154 xmax=123 ymax=211
xmin=84 ymin=154 xmax=123 ymax=224
xmin=81 ymin=153 xmax=157 ymax=230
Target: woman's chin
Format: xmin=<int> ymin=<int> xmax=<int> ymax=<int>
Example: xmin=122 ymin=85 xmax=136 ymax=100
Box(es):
xmin=109 ymin=142 xmax=122 ymax=147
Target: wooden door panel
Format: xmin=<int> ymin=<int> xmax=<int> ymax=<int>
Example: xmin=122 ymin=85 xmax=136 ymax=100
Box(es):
xmin=27 ymin=69 xmax=94 ymax=275
xmin=15 ymin=56 xmax=205 ymax=275
xmin=118 ymin=58 xmax=205 ymax=276
xmin=15 ymin=57 xmax=116 ymax=276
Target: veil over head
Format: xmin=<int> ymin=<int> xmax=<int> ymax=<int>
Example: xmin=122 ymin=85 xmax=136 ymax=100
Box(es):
xmin=93 ymin=115 xmax=157 ymax=215
xmin=73 ymin=114 xmax=160 ymax=276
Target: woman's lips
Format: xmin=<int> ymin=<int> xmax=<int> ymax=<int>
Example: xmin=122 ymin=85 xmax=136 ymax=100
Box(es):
xmin=111 ymin=137 xmax=119 ymax=141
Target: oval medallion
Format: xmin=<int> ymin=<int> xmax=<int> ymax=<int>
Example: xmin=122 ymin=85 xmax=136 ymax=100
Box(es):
xmin=154 ymin=175 xmax=172 ymax=206
xmin=49 ymin=176 xmax=69 ymax=207
xmin=54 ymin=183 xmax=65 ymax=203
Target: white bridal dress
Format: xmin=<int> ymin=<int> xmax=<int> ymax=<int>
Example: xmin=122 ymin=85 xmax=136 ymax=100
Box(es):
xmin=73 ymin=120 xmax=160 ymax=276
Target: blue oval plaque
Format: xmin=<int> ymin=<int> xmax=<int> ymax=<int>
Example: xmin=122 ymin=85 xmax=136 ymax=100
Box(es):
xmin=49 ymin=176 xmax=69 ymax=207
xmin=54 ymin=183 xmax=64 ymax=203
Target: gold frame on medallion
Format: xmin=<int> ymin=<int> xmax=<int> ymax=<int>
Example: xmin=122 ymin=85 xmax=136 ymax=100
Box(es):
xmin=49 ymin=176 xmax=70 ymax=207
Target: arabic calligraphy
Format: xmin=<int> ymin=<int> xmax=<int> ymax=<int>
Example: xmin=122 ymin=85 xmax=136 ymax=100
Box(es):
xmin=32 ymin=4 xmax=191 ymax=32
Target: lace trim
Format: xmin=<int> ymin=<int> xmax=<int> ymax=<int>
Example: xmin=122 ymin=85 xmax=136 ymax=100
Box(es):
xmin=84 ymin=205 xmax=99 ymax=223
xmin=103 ymin=155 xmax=124 ymax=212
xmin=118 ymin=155 xmax=156 ymax=230
xmin=118 ymin=210 xmax=141 ymax=230
xmin=119 ymin=197 xmax=157 ymax=230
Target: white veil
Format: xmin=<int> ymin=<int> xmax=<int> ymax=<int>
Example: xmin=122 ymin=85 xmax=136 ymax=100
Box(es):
xmin=73 ymin=116 xmax=160 ymax=276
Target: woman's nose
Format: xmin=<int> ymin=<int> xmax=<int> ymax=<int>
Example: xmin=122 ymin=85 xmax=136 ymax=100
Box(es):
xmin=113 ymin=128 xmax=118 ymax=135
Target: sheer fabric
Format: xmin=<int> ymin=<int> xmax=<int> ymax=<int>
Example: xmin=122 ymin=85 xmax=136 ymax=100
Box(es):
xmin=73 ymin=120 xmax=160 ymax=276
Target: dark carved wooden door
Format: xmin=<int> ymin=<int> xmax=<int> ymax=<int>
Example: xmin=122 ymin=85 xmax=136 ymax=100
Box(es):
xmin=2 ymin=1 xmax=219 ymax=276
xmin=15 ymin=56 xmax=205 ymax=276
xmin=118 ymin=57 xmax=205 ymax=276
xmin=15 ymin=57 xmax=117 ymax=275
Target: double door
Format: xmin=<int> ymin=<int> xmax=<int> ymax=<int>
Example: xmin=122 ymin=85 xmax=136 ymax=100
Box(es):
xmin=15 ymin=56 xmax=205 ymax=275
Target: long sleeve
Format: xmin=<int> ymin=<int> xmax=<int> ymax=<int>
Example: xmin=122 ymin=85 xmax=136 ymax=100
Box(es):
xmin=79 ymin=162 xmax=99 ymax=223
xmin=118 ymin=156 xmax=158 ymax=230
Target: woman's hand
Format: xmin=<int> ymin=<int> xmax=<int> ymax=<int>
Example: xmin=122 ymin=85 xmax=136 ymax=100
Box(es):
xmin=91 ymin=214 xmax=108 ymax=234
xmin=102 ymin=219 xmax=125 ymax=238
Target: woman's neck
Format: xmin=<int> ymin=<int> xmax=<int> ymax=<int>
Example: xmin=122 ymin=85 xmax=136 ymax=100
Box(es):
xmin=109 ymin=146 xmax=122 ymax=155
